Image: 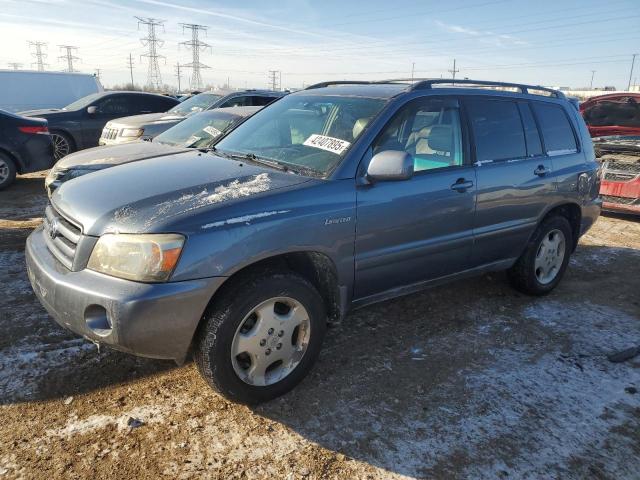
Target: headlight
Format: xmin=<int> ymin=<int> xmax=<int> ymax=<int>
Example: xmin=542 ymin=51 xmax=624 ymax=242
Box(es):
xmin=87 ymin=233 xmax=185 ymax=282
xmin=120 ymin=128 xmax=143 ymax=138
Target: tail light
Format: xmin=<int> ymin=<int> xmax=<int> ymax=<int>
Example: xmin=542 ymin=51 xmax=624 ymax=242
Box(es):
xmin=18 ymin=125 xmax=49 ymax=134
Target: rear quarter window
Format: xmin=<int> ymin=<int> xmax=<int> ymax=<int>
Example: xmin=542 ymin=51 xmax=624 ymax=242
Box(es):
xmin=532 ymin=102 xmax=578 ymax=155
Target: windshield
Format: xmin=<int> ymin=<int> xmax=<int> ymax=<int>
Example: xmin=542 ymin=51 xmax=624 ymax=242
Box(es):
xmin=168 ymin=92 xmax=222 ymax=115
xmin=155 ymin=111 xmax=239 ymax=148
xmin=215 ymin=94 xmax=386 ymax=175
xmin=63 ymin=93 xmax=102 ymax=111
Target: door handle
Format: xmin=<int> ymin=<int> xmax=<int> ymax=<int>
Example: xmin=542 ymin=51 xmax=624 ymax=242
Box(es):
xmin=451 ymin=178 xmax=474 ymax=192
xmin=534 ymin=165 xmax=548 ymax=176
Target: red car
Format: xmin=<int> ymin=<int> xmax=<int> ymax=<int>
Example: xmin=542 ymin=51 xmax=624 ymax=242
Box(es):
xmin=580 ymin=94 xmax=640 ymax=214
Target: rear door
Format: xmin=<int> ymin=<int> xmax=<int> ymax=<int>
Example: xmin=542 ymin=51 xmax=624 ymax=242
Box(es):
xmin=354 ymin=97 xmax=476 ymax=300
xmin=466 ymin=97 xmax=555 ymax=267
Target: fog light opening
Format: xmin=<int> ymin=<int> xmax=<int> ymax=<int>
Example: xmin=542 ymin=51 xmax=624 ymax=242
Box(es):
xmin=85 ymin=305 xmax=112 ymax=337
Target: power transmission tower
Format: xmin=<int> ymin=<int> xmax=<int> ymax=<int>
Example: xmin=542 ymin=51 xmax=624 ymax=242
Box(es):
xmin=28 ymin=41 xmax=48 ymax=71
xmin=58 ymin=45 xmax=80 ymax=72
xmin=179 ymin=23 xmax=211 ymax=91
xmin=7 ymin=62 xmax=23 ymax=70
xmin=448 ymin=59 xmax=459 ymax=81
xmin=268 ymin=70 xmax=281 ymax=91
xmin=94 ymin=68 xmax=101 ymax=79
xmin=175 ymin=62 xmax=183 ymax=92
xmin=590 ymin=70 xmax=596 ymax=89
xmin=136 ymin=17 xmax=165 ymax=90
xmin=126 ymin=53 xmax=135 ymax=87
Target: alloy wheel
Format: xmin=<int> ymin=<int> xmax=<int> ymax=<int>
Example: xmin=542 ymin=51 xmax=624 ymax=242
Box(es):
xmin=0 ymin=158 xmax=8 ymax=183
xmin=51 ymin=134 xmax=70 ymax=160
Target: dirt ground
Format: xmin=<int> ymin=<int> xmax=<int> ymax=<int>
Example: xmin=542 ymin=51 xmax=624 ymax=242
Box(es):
xmin=1 ymin=172 xmax=639 ymax=480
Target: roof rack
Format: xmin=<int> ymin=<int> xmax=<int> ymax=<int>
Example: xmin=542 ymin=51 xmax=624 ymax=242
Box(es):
xmin=304 ymin=78 xmax=565 ymax=99
xmin=304 ymin=80 xmax=377 ymax=90
xmin=380 ymin=78 xmax=565 ymax=98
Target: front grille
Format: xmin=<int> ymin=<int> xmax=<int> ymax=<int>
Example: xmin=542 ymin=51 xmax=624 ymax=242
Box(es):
xmin=101 ymin=127 xmax=119 ymax=140
xmin=604 ymin=172 xmax=637 ymax=182
xmin=43 ymin=204 xmax=82 ymax=270
xmin=601 ymin=195 xmax=639 ymax=206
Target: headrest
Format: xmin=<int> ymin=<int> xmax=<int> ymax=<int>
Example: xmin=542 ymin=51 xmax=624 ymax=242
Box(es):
xmin=428 ymin=125 xmax=453 ymax=152
xmin=352 ymin=118 xmax=370 ymax=139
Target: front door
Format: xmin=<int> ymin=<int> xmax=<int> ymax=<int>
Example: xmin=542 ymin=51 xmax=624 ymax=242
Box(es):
xmin=354 ymin=97 xmax=476 ymax=300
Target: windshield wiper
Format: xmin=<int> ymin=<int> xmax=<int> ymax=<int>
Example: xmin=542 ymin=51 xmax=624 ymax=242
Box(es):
xmin=220 ymin=151 xmax=291 ymax=172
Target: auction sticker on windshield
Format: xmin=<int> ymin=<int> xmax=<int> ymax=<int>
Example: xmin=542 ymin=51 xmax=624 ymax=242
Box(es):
xmin=303 ymin=134 xmax=351 ymax=155
xmin=203 ymin=126 xmax=222 ymax=137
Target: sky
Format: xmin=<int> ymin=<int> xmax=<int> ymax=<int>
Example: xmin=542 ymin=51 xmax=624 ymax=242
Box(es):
xmin=1 ymin=0 xmax=639 ymax=91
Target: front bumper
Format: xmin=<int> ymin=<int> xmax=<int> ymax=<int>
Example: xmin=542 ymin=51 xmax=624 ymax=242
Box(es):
xmin=26 ymin=226 xmax=225 ymax=363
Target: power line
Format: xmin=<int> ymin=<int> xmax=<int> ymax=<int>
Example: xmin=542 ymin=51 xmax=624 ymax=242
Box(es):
xmin=126 ymin=53 xmax=135 ymax=86
xmin=28 ymin=41 xmax=48 ymax=71
xmin=268 ymin=70 xmax=281 ymax=91
xmin=7 ymin=62 xmax=23 ymax=70
xmin=136 ymin=17 xmax=165 ymax=90
xmin=58 ymin=45 xmax=80 ymax=72
xmin=179 ymin=23 xmax=211 ymax=91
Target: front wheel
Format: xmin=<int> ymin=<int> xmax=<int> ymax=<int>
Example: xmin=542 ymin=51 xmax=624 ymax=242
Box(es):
xmin=194 ymin=271 xmax=327 ymax=404
xmin=51 ymin=131 xmax=74 ymax=161
xmin=507 ymin=215 xmax=573 ymax=295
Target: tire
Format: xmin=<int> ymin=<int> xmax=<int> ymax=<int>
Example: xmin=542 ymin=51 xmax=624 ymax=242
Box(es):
xmin=51 ymin=131 xmax=74 ymax=161
xmin=0 ymin=153 xmax=17 ymax=190
xmin=194 ymin=271 xmax=327 ymax=404
xmin=507 ymin=215 xmax=573 ymax=296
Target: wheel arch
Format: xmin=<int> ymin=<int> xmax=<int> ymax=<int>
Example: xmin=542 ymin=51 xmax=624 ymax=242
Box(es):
xmin=50 ymin=128 xmax=78 ymax=152
xmin=537 ymin=202 xmax=582 ymax=252
xmin=192 ymin=250 xmax=343 ymax=351
xmin=0 ymin=147 xmax=22 ymax=174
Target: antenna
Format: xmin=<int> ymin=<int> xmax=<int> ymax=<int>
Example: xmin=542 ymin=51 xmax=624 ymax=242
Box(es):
xmin=179 ymin=23 xmax=211 ymax=91
xmin=136 ymin=17 xmax=165 ymax=90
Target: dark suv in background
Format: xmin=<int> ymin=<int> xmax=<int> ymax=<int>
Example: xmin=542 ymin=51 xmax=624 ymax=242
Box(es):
xmin=99 ymin=89 xmax=287 ymax=145
xmin=20 ymin=91 xmax=179 ymax=160
xmin=26 ymin=79 xmax=601 ymax=404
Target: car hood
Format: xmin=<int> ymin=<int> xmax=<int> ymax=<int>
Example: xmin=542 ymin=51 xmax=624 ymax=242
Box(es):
xmin=53 ymin=141 xmax=190 ymax=170
xmin=51 ymin=151 xmax=312 ymax=235
xmin=108 ymin=112 xmax=184 ymax=127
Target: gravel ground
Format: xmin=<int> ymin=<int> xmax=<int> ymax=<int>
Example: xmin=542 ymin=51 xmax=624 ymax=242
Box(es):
xmin=1 ymin=172 xmax=639 ymax=479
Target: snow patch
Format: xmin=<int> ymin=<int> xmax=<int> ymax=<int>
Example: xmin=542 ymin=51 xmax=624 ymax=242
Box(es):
xmin=201 ymin=210 xmax=289 ymax=229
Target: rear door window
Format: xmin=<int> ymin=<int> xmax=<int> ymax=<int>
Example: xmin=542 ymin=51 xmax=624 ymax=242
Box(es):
xmin=518 ymin=103 xmax=543 ymax=157
xmin=532 ymin=102 xmax=577 ymax=155
xmin=219 ymin=95 xmax=250 ymax=108
xmin=466 ymin=99 xmax=527 ymax=162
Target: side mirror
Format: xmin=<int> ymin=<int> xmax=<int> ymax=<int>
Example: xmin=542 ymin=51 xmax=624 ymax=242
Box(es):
xmin=366 ymin=150 xmax=414 ymax=182
xmin=87 ymin=106 xmax=97 ymax=115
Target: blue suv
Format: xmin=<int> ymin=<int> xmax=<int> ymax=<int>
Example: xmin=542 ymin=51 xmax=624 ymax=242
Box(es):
xmin=26 ymin=79 xmax=602 ymax=403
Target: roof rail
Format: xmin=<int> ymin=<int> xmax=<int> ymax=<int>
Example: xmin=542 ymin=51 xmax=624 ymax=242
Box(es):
xmin=398 ymin=78 xmax=565 ymax=98
xmin=304 ymin=80 xmax=375 ymax=90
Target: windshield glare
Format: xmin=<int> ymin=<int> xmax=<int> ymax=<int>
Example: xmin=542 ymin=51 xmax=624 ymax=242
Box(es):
xmin=155 ymin=112 xmax=237 ymax=148
xmin=63 ymin=93 xmax=102 ymax=110
xmin=168 ymin=93 xmax=222 ymax=115
xmin=215 ymin=95 xmax=386 ymax=175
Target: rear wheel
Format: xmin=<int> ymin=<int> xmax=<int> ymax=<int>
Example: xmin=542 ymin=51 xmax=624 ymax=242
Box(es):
xmin=507 ymin=215 xmax=573 ymax=295
xmin=194 ymin=271 xmax=326 ymax=404
xmin=51 ymin=131 xmax=73 ymax=161
xmin=0 ymin=153 xmax=17 ymax=190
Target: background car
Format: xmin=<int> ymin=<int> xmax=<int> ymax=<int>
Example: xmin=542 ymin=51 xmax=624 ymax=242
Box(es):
xmin=20 ymin=91 xmax=179 ymax=161
xmin=593 ymin=135 xmax=640 ymax=215
xmin=580 ymin=93 xmax=640 ymax=137
xmin=45 ymin=106 xmax=261 ymax=195
xmin=99 ymin=89 xmax=286 ymax=145
xmin=0 ymin=109 xmax=53 ymax=190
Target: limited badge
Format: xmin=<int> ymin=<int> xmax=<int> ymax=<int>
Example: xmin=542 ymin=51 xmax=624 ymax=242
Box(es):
xmin=303 ymin=134 xmax=351 ymax=155
xmin=203 ymin=125 xmax=222 ymax=137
